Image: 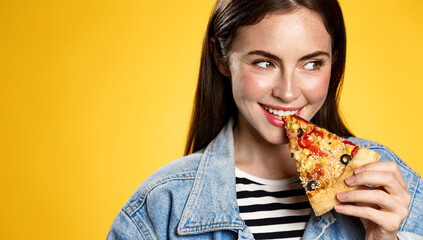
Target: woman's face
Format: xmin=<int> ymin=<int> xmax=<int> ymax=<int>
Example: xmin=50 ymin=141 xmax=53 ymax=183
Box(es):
xmin=226 ymin=8 xmax=332 ymax=145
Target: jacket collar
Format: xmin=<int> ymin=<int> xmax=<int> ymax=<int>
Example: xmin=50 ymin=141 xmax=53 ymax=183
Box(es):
xmin=176 ymin=119 xmax=246 ymax=235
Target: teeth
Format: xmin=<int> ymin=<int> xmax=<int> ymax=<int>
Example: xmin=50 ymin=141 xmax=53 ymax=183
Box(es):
xmin=263 ymin=105 xmax=298 ymax=119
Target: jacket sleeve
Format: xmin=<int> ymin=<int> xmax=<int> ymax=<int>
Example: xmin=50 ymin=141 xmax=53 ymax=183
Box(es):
xmin=107 ymin=210 xmax=145 ymax=240
xmin=364 ymin=141 xmax=423 ymax=239
xmin=398 ymin=174 xmax=423 ymax=239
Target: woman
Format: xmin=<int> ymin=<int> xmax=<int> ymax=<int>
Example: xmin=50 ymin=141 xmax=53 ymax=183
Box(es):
xmin=108 ymin=0 xmax=423 ymax=239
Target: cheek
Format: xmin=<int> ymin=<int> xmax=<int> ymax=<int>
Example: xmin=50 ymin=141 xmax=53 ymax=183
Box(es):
xmin=231 ymin=69 xmax=272 ymax=102
xmin=302 ymin=72 xmax=331 ymax=104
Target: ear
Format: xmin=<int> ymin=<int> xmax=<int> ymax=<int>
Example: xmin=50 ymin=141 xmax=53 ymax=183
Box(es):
xmin=209 ymin=37 xmax=230 ymax=77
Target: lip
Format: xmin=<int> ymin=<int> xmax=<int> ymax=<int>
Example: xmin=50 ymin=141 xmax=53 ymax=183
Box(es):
xmin=260 ymin=104 xmax=303 ymax=128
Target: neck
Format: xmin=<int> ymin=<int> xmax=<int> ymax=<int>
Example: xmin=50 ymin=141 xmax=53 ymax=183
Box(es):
xmin=233 ymin=117 xmax=298 ymax=180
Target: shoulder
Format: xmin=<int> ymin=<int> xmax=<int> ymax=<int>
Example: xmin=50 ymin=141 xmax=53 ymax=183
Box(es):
xmin=108 ymin=152 xmax=204 ymax=239
xmin=123 ymin=151 xmax=203 ymax=215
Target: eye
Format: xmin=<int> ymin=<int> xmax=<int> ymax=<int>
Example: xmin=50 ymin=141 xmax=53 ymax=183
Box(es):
xmin=256 ymin=61 xmax=275 ymax=69
xmin=303 ymin=61 xmax=322 ymax=70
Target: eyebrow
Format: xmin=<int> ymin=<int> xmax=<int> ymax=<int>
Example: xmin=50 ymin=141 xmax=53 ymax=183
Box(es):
xmin=246 ymin=50 xmax=331 ymax=61
xmin=299 ymin=51 xmax=331 ymax=61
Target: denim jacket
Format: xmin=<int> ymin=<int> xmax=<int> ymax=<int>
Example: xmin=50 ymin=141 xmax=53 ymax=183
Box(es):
xmin=107 ymin=119 xmax=423 ymax=240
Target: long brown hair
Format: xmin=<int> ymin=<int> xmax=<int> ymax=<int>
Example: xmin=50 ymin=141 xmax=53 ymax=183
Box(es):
xmin=185 ymin=0 xmax=353 ymax=155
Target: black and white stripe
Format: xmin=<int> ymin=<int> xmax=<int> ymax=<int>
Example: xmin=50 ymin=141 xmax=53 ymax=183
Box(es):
xmin=235 ymin=168 xmax=312 ymax=240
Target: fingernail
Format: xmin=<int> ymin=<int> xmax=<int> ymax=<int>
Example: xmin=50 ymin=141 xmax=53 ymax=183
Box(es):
xmin=335 ymin=204 xmax=343 ymax=210
xmin=354 ymin=167 xmax=364 ymax=174
xmin=345 ymin=176 xmax=355 ymax=185
xmin=337 ymin=192 xmax=347 ymax=200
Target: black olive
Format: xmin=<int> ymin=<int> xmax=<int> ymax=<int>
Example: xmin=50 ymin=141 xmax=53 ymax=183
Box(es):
xmin=306 ymin=180 xmax=319 ymax=191
xmin=340 ymin=154 xmax=352 ymax=165
xmin=291 ymin=153 xmax=294 ymax=158
xmin=297 ymin=128 xmax=304 ymax=138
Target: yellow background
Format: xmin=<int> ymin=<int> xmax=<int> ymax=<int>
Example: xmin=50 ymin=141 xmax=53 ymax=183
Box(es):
xmin=1 ymin=0 xmax=422 ymax=239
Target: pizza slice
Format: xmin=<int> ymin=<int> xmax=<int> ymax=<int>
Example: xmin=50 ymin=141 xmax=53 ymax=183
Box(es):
xmin=282 ymin=115 xmax=380 ymax=216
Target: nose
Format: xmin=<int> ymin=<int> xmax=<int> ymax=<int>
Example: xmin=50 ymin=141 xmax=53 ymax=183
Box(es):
xmin=272 ymin=72 xmax=300 ymax=102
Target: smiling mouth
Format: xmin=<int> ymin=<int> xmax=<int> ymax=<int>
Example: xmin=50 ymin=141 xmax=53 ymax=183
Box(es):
xmin=261 ymin=104 xmax=299 ymax=120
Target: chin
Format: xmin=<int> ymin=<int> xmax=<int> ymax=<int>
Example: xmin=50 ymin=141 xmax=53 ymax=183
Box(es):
xmin=263 ymin=132 xmax=290 ymax=146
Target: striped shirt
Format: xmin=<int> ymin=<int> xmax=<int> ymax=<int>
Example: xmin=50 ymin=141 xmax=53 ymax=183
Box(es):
xmin=235 ymin=168 xmax=312 ymax=240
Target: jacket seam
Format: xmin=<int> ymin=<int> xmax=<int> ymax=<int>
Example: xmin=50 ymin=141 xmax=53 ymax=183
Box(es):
xmin=125 ymin=171 xmax=197 ymax=216
xmin=178 ymin=223 xmax=242 ymax=234
xmin=312 ymin=222 xmax=331 ymax=240
xmin=136 ymin=213 xmax=156 ymax=240
xmin=400 ymin=175 xmax=420 ymax=231
xmin=122 ymin=208 xmax=149 ymax=240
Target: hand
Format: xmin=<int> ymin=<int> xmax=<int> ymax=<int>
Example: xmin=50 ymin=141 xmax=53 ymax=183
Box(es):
xmin=334 ymin=161 xmax=411 ymax=240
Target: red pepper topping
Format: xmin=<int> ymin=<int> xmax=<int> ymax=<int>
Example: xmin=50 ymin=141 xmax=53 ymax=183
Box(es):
xmin=342 ymin=140 xmax=359 ymax=157
xmin=296 ymin=127 xmax=329 ymax=158
xmin=298 ymin=128 xmax=325 ymax=153
xmin=311 ymin=129 xmax=324 ymax=138
xmin=298 ymin=134 xmax=313 ymax=148
xmin=343 ymin=140 xmax=357 ymax=147
xmin=308 ymin=145 xmax=327 ymax=157
xmin=351 ymin=146 xmax=359 ymax=157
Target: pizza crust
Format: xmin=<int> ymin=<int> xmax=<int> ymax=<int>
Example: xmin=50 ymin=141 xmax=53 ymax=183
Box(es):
xmin=309 ymin=147 xmax=380 ymax=216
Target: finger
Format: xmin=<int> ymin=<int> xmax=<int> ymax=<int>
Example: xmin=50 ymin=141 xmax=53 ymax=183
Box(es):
xmin=345 ymin=171 xmax=408 ymax=196
xmin=355 ymin=161 xmax=407 ymax=189
xmin=334 ymin=204 xmax=403 ymax=233
xmin=354 ymin=186 xmax=389 ymax=209
xmin=336 ymin=189 xmax=402 ymax=212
